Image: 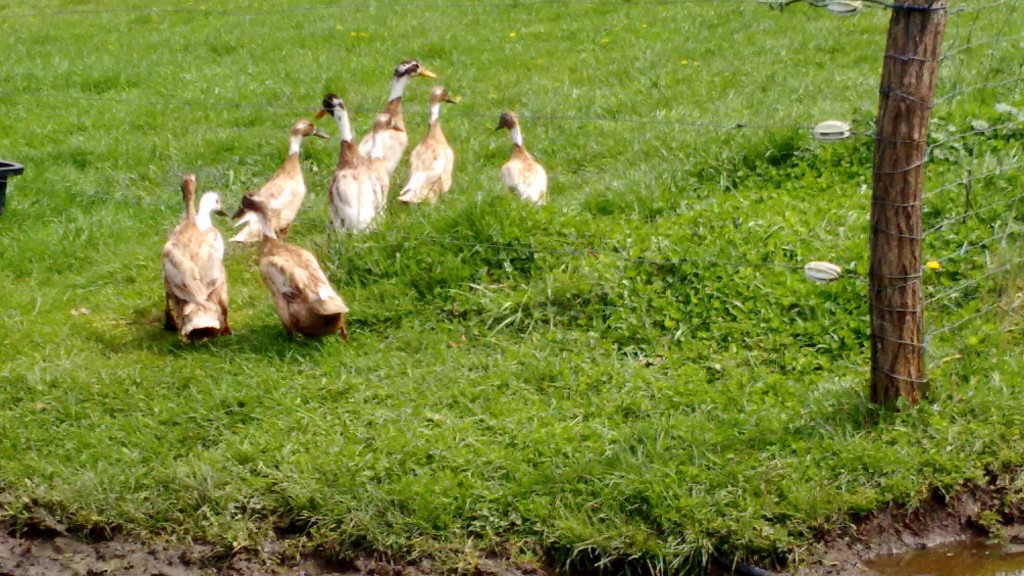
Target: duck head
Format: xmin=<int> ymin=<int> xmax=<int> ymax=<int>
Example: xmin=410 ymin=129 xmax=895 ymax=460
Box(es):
xmin=495 ymin=110 xmax=520 ymax=131
xmin=285 ymin=118 xmax=328 ymax=155
xmin=389 ymin=60 xmax=437 ymax=101
xmin=179 ymin=173 xmax=198 ymax=218
xmin=194 ymin=191 xmax=226 ymax=231
xmin=316 ymin=93 xmax=356 ymax=142
xmin=496 ymin=110 xmax=525 ymax=148
xmin=427 ymin=86 xmax=458 ymax=123
xmin=240 ymin=194 xmax=276 ymax=239
xmin=429 ymin=86 xmax=458 ymax=106
xmin=315 ymin=93 xmax=345 ymax=119
xmin=394 ymin=59 xmax=437 ymax=80
xmin=181 ymin=173 xmax=197 ymax=201
xmin=198 ymin=191 xmax=227 ymax=217
xmin=292 ymin=118 xmax=329 ymax=140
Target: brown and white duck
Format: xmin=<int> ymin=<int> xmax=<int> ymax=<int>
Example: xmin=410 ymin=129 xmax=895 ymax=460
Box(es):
xmin=357 ymin=59 xmax=437 ymax=176
xmin=230 ymin=119 xmax=328 ymax=242
xmin=162 ymin=173 xmax=231 ymax=340
xmin=397 ymin=86 xmax=457 ymax=205
xmin=496 ymin=110 xmax=548 ymax=205
xmin=317 ymin=93 xmax=385 ymax=232
xmin=240 ymin=194 xmax=349 ymax=339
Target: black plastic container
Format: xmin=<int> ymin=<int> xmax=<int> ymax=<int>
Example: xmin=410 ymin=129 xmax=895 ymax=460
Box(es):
xmin=0 ymin=161 xmax=24 ymax=216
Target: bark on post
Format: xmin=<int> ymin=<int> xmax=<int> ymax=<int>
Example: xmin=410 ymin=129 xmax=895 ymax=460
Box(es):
xmin=870 ymin=0 xmax=948 ymax=406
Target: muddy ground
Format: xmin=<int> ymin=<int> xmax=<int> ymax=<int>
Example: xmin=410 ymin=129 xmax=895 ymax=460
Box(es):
xmin=0 ymin=523 xmax=545 ymax=576
xmin=786 ymin=478 xmax=1024 ymax=576
xmin=2 ymin=478 xmax=1021 ymax=576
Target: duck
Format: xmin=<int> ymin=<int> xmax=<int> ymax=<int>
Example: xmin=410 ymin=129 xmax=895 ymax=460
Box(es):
xmin=397 ymin=86 xmax=457 ymax=205
xmin=357 ymin=59 xmax=438 ymax=177
xmin=495 ymin=110 xmax=548 ymax=205
xmin=317 ymin=93 xmax=385 ymax=232
xmin=230 ymin=119 xmax=329 ymax=243
xmin=240 ymin=194 xmax=349 ymax=339
xmin=162 ymin=173 xmax=231 ymax=340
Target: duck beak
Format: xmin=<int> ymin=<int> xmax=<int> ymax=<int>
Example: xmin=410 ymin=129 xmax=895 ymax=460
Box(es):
xmin=418 ymin=67 xmax=438 ymax=79
xmin=446 ymin=95 xmax=461 ymax=104
xmin=314 ymin=108 xmax=328 ymax=119
xmin=214 ymin=209 xmax=228 ymax=217
xmin=312 ymin=128 xmax=330 ymax=139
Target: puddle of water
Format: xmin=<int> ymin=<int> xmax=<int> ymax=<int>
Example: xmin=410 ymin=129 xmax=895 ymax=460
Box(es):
xmin=864 ymin=539 xmax=1024 ymax=576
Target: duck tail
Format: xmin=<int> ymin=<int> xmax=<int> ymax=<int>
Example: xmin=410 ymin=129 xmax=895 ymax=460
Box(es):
xmin=398 ymin=174 xmax=429 ymax=204
xmin=311 ymin=296 xmax=349 ymax=316
xmin=181 ymin=304 xmax=223 ymax=340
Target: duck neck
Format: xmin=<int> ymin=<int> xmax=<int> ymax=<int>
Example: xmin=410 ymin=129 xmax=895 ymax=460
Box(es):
xmin=385 ymin=98 xmax=405 ymax=132
xmin=509 ymin=124 xmax=524 ymax=148
xmin=332 ymin=108 xmax=354 ymax=143
xmin=428 ymin=102 xmax=441 ymax=125
xmin=339 ymin=141 xmax=361 ymax=167
xmin=388 ymin=74 xmax=409 ymax=102
xmin=182 ymin=187 xmax=196 ymax=221
xmin=287 ymin=133 xmax=303 ymax=156
xmin=369 ymin=130 xmax=385 ymax=160
xmin=195 ymin=207 xmax=213 ymax=231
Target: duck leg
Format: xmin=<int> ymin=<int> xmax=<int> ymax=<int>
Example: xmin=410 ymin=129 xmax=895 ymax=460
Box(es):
xmin=163 ymin=299 xmax=178 ymax=332
xmin=216 ymin=287 xmax=232 ymax=335
xmin=221 ymin=312 xmax=232 ymax=336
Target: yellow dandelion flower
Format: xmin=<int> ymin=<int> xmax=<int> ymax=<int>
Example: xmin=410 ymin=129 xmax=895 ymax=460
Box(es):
xmin=350 ymin=31 xmax=357 ymax=37
xmin=680 ymin=58 xmax=689 ymax=65
xmin=508 ymin=31 xmax=517 ymax=38
xmin=336 ymin=24 xmax=344 ymax=31
xmin=926 ymin=260 xmax=942 ymax=271
xmin=641 ymin=23 xmax=648 ymax=29
xmin=600 ymin=37 xmax=610 ymax=44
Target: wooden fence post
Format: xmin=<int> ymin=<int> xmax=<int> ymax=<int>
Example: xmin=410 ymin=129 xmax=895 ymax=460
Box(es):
xmin=870 ymin=0 xmax=948 ymax=406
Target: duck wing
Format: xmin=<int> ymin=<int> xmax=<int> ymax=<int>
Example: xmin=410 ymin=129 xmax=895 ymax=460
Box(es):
xmin=162 ymin=230 xmax=209 ymax=307
xmin=399 ymin=141 xmax=448 ymax=203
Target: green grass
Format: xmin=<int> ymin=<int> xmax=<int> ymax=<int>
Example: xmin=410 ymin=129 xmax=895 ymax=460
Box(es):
xmin=1 ymin=0 xmax=1023 ymax=572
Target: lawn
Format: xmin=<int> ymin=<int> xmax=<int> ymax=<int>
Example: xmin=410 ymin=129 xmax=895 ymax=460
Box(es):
xmin=1 ymin=0 xmax=1023 ymax=573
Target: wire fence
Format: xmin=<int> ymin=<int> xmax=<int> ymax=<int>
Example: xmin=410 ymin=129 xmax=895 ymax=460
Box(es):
xmin=0 ymin=0 xmax=1003 ymax=20
xmin=1 ymin=0 xmax=1022 ymax=379
xmin=916 ymin=0 xmax=1024 ymax=356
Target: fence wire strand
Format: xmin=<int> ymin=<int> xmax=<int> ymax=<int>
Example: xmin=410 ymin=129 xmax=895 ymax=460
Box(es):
xmin=0 ymin=0 xmax=763 ymax=20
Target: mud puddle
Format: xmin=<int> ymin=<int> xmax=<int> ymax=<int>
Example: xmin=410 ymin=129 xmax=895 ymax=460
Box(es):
xmin=864 ymin=539 xmax=1024 ymax=576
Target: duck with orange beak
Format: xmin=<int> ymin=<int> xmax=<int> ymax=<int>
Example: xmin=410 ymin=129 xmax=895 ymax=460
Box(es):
xmin=357 ymin=59 xmax=438 ymax=177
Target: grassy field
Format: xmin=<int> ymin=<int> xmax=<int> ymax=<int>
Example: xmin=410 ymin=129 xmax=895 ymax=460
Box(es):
xmin=1 ymin=0 xmax=1023 ymax=572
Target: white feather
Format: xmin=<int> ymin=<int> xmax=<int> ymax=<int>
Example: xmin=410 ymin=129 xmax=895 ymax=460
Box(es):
xmin=230 ymin=212 xmax=262 ymax=243
xmin=330 ymin=169 xmax=381 ymax=232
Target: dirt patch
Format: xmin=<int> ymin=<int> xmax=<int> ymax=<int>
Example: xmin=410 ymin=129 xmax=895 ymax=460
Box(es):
xmin=0 ymin=522 xmax=547 ymax=576
xmin=3 ymin=474 xmax=1023 ymax=576
xmin=786 ymin=474 xmax=1024 ymax=576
